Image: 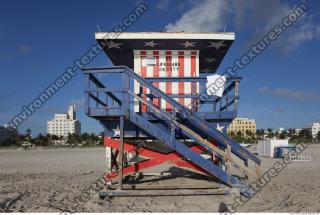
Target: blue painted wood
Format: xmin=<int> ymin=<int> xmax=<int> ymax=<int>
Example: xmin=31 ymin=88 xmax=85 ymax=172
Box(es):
xmin=128 ymin=66 xmax=258 ymax=164
xmin=82 ymin=66 xmax=260 ymax=195
xmin=83 ymin=66 xmax=260 ymax=165
xmin=128 ymin=110 xmax=238 ymax=187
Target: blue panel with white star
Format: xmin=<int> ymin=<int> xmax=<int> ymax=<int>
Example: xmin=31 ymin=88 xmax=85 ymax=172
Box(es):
xmin=97 ymin=38 xmax=233 ymax=73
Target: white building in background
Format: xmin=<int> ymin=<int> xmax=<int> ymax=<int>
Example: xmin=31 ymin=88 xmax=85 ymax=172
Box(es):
xmin=47 ymin=106 xmax=81 ymax=137
xmin=312 ymin=123 xmax=320 ymax=138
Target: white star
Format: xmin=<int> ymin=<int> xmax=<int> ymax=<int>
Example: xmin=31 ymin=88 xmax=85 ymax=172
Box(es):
xmin=107 ymin=41 xmax=123 ymax=49
xmin=207 ymin=41 xmax=227 ymax=49
xmin=217 ymin=123 xmax=225 ymax=132
xmin=180 ymin=41 xmax=196 ymax=48
xmin=205 ymin=57 xmax=216 ymax=63
xmin=144 ymin=40 xmax=158 ymax=48
xmin=112 ymin=126 xmax=121 ymax=137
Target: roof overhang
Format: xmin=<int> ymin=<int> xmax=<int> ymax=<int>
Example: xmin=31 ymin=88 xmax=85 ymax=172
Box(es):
xmin=96 ymin=32 xmax=235 ymax=73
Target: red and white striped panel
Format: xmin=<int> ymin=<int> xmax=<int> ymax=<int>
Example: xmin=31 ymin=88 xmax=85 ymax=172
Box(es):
xmin=134 ymin=50 xmax=199 ymax=112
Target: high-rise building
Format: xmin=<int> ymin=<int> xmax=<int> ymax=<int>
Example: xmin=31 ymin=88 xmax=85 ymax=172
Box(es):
xmin=312 ymin=123 xmax=320 ymax=138
xmin=227 ymin=117 xmax=257 ymax=135
xmin=47 ymin=105 xmax=81 ymax=137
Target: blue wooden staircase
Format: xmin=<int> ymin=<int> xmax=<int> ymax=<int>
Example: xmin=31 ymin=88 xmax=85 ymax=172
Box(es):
xmin=82 ymin=66 xmax=261 ymax=196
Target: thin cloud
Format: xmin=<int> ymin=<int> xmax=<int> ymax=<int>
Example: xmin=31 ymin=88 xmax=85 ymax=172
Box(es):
xmin=156 ymin=0 xmax=171 ymax=11
xmin=274 ymin=107 xmax=285 ymax=113
xmin=257 ymin=86 xmax=320 ymax=102
xmin=156 ymin=0 xmax=192 ymax=13
xmin=39 ymin=106 xmax=65 ymax=114
xmin=257 ymin=86 xmax=269 ymax=93
xmin=70 ymin=97 xmax=85 ymax=107
xmin=17 ymin=45 xmax=33 ymax=54
xmin=0 ymin=93 xmax=11 ymax=99
xmin=279 ymin=17 xmax=320 ymax=53
xmin=165 ymin=0 xmax=228 ymax=32
xmin=165 ymin=0 xmax=320 ymax=54
xmin=0 ymin=49 xmax=12 ymax=62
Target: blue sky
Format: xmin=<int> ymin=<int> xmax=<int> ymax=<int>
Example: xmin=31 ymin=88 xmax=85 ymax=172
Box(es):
xmin=0 ymin=0 xmax=320 ymax=135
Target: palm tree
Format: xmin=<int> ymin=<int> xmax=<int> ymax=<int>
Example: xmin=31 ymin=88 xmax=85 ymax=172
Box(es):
xmin=256 ymin=129 xmax=265 ymax=139
xmin=297 ymin=129 xmax=313 ymax=143
xmin=316 ymin=131 xmax=320 ymax=143
xmin=91 ymin=133 xmax=100 ymax=145
xmin=67 ymin=133 xmax=82 ymax=146
xmin=287 ymin=128 xmax=295 ymax=137
xmin=81 ymin=132 xmax=90 ymax=145
xmin=67 ymin=133 xmax=75 ymax=146
xmin=266 ymin=128 xmax=273 ymax=139
xmin=245 ymin=130 xmax=254 ymax=142
xmin=8 ymin=129 xmax=20 ymax=146
xmin=229 ymin=131 xmax=235 ymax=138
xmin=287 ymin=128 xmax=297 ymax=143
xmin=274 ymin=131 xmax=280 ymax=139
xmin=45 ymin=134 xmax=53 ymax=146
xmin=41 ymin=133 xmax=49 ymax=146
xmin=33 ymin=134 xmax=41 ymax=146
xmin=25 ymin=128 xmax=32 ymax=142
xmin=279 ymin=130 xmax=288 ymax=139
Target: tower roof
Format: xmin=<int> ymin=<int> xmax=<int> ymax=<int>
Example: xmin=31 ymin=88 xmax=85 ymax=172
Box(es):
xmin=95 ymin=32 xmax=235 ymax=73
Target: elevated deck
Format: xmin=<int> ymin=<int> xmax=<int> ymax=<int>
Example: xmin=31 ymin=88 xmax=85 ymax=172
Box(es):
xmin=82 ymin=66 xmax=260 ymax=196
xmin=83 ymin=66 xmax=241 ymax=137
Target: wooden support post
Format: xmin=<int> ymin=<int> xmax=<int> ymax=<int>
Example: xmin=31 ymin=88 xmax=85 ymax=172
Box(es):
xmin=255 ymin=163 xmax=261 ymax=178
xmin=234 ymin=81 xmax=239 ymax=111
xmin=225 ymin=86 xmax=229 ymax=111
xmin=105 ymin=146 xmax=112 ymax=173
xmin=118 ymin=116 xmax=125 ymax=190
xmin=192 ymin=82 xmax=197 ymax=112
xmin=171 ymin=108 xmax=176 ymax=145
xmin=226 ymin=145 xmax=232 ymax=173
xmin=85 ymin=74 xmax=90 ymax=115
xmin=122 ymin=73 xmax=130 ymax=119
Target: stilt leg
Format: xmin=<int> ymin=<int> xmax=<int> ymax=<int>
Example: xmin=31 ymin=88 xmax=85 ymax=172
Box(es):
xmin=118 ymin=116 xmax=125 ymax=190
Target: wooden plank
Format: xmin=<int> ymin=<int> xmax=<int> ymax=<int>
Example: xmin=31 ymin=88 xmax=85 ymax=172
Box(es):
xmin=100 ymin=188 xmax=229 ymax=198
xmin=129 ymin=91 xmax=259 ymax=180
xmin=109 ymin=183 xmax=221 ymax=190
xmin=226 ymin=145 xmax=232 ymax=173
xmin=118 ymin=116 xmax=124 ymax=190
xmin=129 ymin=92 xmax=228 ymax=158
xmin=255 ymin=164 xmax=261 ymax=178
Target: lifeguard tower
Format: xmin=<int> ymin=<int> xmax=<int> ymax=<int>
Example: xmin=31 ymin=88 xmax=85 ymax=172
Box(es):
xmin=82 ymin=32 xmax=261 ymax=197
